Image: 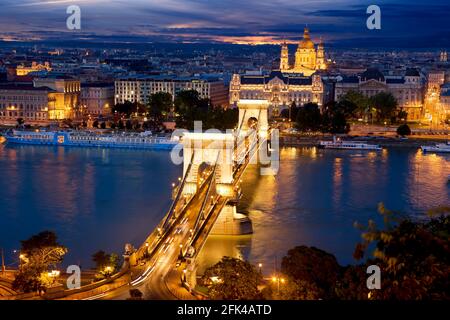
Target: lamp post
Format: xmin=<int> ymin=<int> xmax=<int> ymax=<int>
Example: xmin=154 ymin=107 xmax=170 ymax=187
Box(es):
xmin=271 ymin=276 xmax=286 ymax=296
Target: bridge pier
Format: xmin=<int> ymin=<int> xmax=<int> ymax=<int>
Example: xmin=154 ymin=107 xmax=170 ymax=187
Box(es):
xmin=210 ymin=204 xmax=253 ymax=235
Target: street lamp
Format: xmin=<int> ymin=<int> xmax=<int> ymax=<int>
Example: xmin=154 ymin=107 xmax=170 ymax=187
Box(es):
xmin=258 ymin=263 xmax=262 ymax=274
xmin=271 ymin=275 xmax=286 ymax=295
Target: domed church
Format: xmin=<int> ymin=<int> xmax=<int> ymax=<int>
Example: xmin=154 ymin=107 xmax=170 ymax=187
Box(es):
xmin=280 ymin=27 xmax=327 ymax=76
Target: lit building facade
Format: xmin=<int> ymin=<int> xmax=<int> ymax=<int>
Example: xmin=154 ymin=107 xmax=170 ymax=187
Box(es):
xmin=425 ymin=70 xmax=446 ymax=125
xmin=0 ymin=84 xmax=55 ymax=125
xmin=16 ymin=62 xmax=52 ymax=76
xmin=80 ymin=83 xmax=114 ymax=116
xmin=229 ymin=70 xmax=324 ymax=116
xmin=439 ymin=83 xmax=450 ymax=121
xmin=33 ymin=76 xmax=80 ymax=119
xmin=114 ymin=75 xmax=229 ymax=107
xmin=335 ymin=68 xmax=425 ymax=121
xmin=280 ymin=27 xmax=327 ymax=76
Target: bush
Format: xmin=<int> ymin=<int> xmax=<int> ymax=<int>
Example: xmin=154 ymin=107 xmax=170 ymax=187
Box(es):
xmin=396 ymin=124 xmax=411 ymax=136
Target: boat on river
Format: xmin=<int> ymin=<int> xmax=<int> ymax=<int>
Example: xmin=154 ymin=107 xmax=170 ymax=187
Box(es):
xmin=421 ymin=142 xmax=450 ymax=154
xmin=319 ymin=136 xmax=382 ymax=151
xmin=4 ymin=129 xmax=179 ymax=150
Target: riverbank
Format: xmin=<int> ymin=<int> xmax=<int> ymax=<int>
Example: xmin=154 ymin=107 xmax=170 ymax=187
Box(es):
xmin=280 ymin=134 xmax=449 ymax=148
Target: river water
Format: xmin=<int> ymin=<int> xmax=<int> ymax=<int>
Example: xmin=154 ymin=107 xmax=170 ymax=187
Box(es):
xmin=0 ymin=144 xmax=449 ymax=273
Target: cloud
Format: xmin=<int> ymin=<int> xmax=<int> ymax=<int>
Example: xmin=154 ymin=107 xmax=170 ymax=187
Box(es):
xmin=0 ymin=0 xmax=449 ymax=47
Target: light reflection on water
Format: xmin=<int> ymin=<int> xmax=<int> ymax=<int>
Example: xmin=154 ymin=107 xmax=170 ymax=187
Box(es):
xmin=0 ymin=144 xmax=449 ymax=273
xmin=198 ymin=147 xmax=450 ymax=274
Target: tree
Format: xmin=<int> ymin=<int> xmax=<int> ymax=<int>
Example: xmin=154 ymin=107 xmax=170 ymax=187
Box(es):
xmin=353 ymin=204 xmax=450 ymax=300
xmin=281 ymin=246 xmax=341 ymax=299
xmin=174 ymin=90 xmax=201 ymax=112
xmin=262 ymin=277 xmax=321 ymax=300
xmin=295 ymin=103 xmax=322 ymax=131
xmin=201 ymin=256 xmax=262 ymax=300
xmin=92 ymin=120 xmax=99 ymax=128
xmin=322 ymin=109 xmax=350 ymax=134
xmin=13 ymin=231 xmax=67 ymax=293
xmin=100 ymin=122 xmax=106 ymax=129
xmin=370 ymin=92 xmax=398 ymax=123
xmin=338 ymin=90 xmax=370 ymax=119
xmin=396 ymin=124 xmax=411 ymax=136
xmin=92 ymin=250 xmax=121 ymax=279
xmin=20 ymin=231 xmax=60 ymax=255
xmin=334 ymin=264 xmax=370 ymax=300
xmin=112 ymin=101 xmax=140 ymax=117
xmin=148 ymin=92 xmax=173 ymax=121
xmin=17 ymin=117 xmax=25 ymax=126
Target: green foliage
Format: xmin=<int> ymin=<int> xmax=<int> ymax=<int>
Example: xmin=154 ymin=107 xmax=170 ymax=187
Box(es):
xmin=281 ymin=245 xmax=341 ymax=299
xmin=92 ymin=250 xmax=121 ymax=278
xmin=201 ymin=256 xmax=262 ymax=300
xmin=334 ymin=265 xmax=370 ymax=300
xmin=174 ymin=90 xmax=201 ymax=112
xmin=322 ymin=107 xmax=350 ymax=134
xmin=396 ymin=124 xmax=411 ymax=136
xmin=147 ymin=92 xmax=173 ymax=121
xmin=13 ymin=231 xmax=67 ymax=293
xmin=295 ymin=103 xmax=322 ymax=131
xmin=370 ymin=92 xmax=398 ymax=123
xmin=175 ymin=90 xmax=238 ymax=130
xmin=20 ymin=231 xmax=59 ymax=255
xmin=112 ymin=101 xmax=144 ymax=117
xmin=338 ymin=90 xmax=370 ymax=118
xmin=262 ymin=277 xmax=321 ymax=300
xmin=353 ymin=204 xmax=450 ymax=300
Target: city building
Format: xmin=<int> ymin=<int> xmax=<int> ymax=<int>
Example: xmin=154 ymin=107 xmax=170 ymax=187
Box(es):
xmin=439 ymin=83 xmax=450 ymax=121
xmin=280 ymin=27 xmax=327 ymax=76
xmin=0 ymin=83 xmax=55 ymax=125
xmin=114 ymin=75 xmax=229 ymax=107
xmin=335 ymin=68 xmax=424 ymax=121
xmin=440 ymin=50 xmax=448 ymax=62
xmin=425 ymin=70 xmax=446 ymax=124
xmin=80 ymin=82 xmax=114 ymax=116
xmin=16 ymin=61 xmax=51 ymax=76
xmin=229 ymin=70 xmax=324 ymax=116
xmin=33 ymin=75 xmax=80 ymax=119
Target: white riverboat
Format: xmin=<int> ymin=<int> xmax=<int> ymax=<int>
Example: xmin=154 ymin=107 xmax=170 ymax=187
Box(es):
xmin=5 ymin=130 xmax=179 ymax=150
xmin=319 ymin=137 xmax=382 ymax=151
xmin=421 ymin=142 xmax=450 ymax=154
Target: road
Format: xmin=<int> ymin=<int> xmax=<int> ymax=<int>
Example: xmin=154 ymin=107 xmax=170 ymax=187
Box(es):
xmin=97 ymin=179 xmax=212 ymax=300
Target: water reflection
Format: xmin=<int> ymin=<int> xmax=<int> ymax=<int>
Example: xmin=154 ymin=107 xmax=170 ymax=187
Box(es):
xmin=1 ymin=144 xmax=449 ymax=272
xmin=200 ymin=147 xmax=450 ymax=274
xmin=0 ymin=144 xmax=181 ymax=267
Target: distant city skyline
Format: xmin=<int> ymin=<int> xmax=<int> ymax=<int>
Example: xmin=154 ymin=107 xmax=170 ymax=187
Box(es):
xmin=0 ymin=0 xmax=449 ymax=48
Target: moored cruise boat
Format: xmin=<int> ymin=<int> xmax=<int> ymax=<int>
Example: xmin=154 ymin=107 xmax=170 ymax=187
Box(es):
xmin=5 ymin=130 xmax=179 ymax=150
xmin=421 ymin=142 xmax=450 ymax=153
xmin=319 ymin=137 xmax=382 ymax=151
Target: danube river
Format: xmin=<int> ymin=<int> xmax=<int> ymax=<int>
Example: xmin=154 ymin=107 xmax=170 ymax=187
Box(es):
xmin=0 ymin=144 xmax=449 ymax=273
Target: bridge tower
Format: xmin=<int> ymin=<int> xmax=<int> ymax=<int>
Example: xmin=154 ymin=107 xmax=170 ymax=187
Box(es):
xmin=237 ymin=99 xmax=269 ymax=137
xmin=181 ymin=132 xmax=253 ymax=236
xmin=181 ymin=132 xmax=235 ymax=197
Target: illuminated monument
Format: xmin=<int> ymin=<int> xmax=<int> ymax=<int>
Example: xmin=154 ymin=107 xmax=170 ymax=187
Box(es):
xmin=229 ymin=27 xmax=326 ymax=116
xmin=280 ymin=27 xmax=327 ymax=76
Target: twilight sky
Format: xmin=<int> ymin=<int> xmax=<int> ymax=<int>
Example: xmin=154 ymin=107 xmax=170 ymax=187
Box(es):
xmin=0 ymin=0 xmax=449 ymax=47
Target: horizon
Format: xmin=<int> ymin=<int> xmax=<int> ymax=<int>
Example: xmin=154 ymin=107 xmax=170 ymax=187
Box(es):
xmin=0 ymin=0 xmax=449 ymax=48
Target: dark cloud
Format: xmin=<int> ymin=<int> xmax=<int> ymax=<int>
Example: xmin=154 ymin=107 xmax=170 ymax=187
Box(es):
xmin=0 ymin=0 xmax=448 ymax=47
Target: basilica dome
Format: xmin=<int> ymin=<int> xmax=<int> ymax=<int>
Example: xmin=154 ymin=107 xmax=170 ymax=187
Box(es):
xmin=299 ymin=27 xmax=315 ymax=49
